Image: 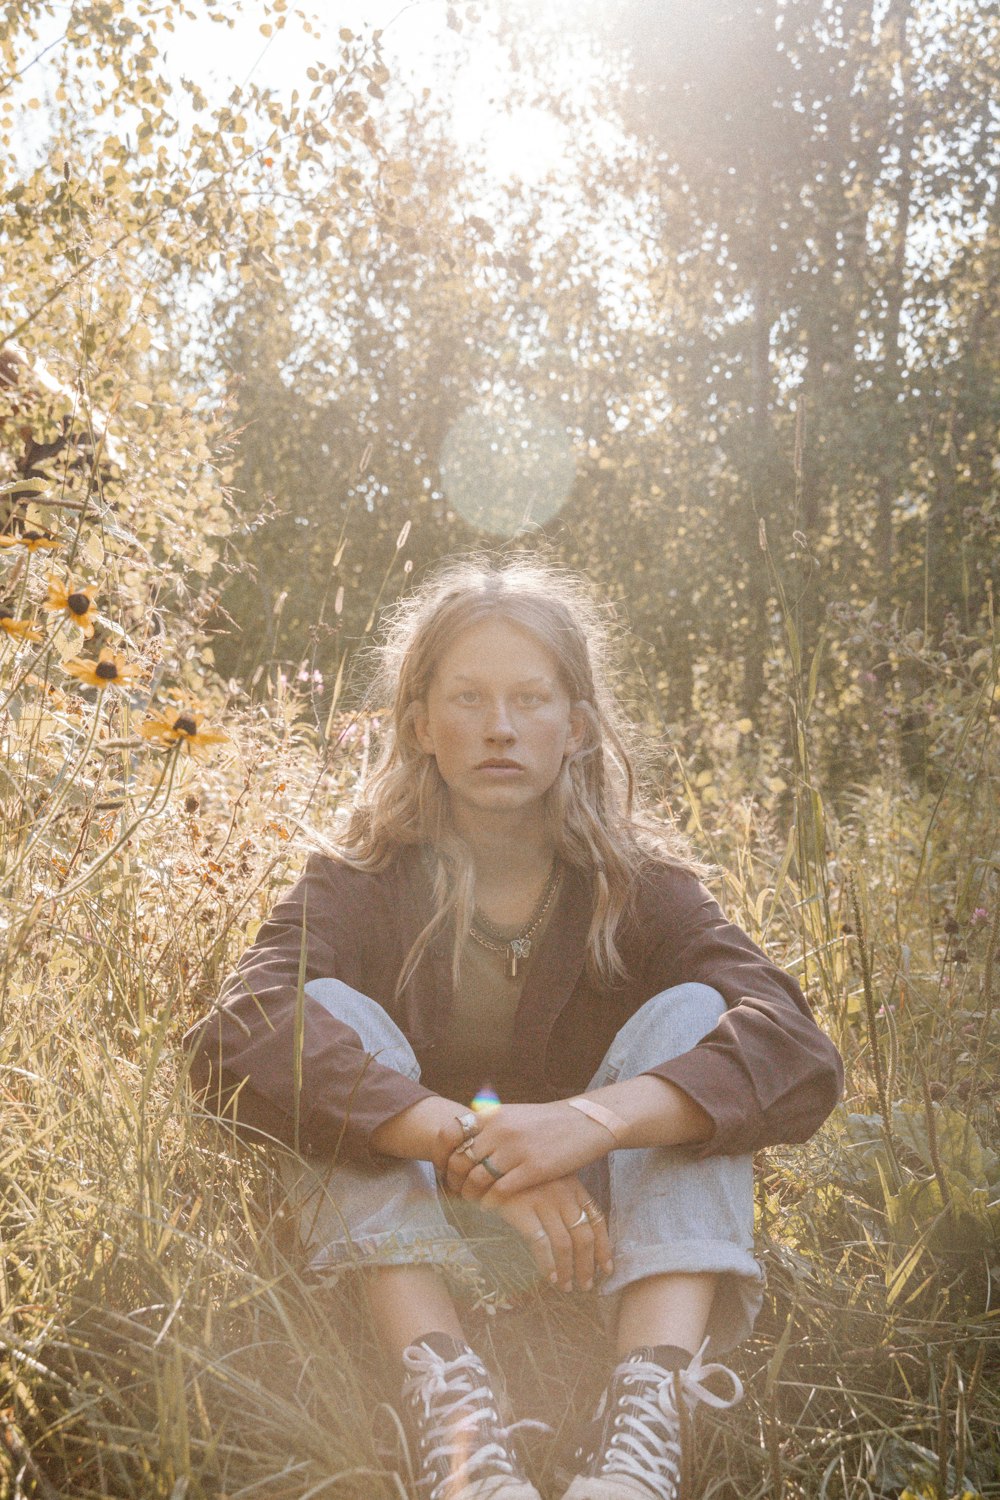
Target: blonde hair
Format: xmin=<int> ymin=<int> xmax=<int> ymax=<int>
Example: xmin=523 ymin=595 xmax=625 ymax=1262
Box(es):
xmin=331 ymin=556 xmax=700 ymax=991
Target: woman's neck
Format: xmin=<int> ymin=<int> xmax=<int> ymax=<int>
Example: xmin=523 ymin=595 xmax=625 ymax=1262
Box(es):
xmin=451 ymin=807 xmax=556 ymax=896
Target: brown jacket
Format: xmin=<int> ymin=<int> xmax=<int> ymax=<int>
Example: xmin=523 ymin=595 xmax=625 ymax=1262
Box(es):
xmin=184 ymin=847 xmax=843 ymax=1161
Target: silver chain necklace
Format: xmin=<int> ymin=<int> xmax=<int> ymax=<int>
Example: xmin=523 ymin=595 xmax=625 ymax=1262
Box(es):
xmin=469 ymin=863 xmax=562 ymax=981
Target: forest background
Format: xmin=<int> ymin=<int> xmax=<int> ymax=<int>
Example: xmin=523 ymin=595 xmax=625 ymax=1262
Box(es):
xmin=1 ymin=0 xmax=998 ymax=1496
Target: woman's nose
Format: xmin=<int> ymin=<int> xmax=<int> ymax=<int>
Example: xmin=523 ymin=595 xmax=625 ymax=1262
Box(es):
xmin=485 ymin=699 xmax=515 ymax=740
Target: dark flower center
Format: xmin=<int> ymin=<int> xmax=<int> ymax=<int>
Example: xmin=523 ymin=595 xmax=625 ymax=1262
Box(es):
xmin=96 ymin=661 xmax=119 ymax=680
xmin=68 ymin=592 xmax=90 ymax=614
xmin=173 ymin=713 xmax=198 ymax=736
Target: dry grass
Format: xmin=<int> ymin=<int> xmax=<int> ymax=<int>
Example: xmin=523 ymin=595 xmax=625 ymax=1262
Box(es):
xmin=2 ymin=532 xmax=998 ymax=1498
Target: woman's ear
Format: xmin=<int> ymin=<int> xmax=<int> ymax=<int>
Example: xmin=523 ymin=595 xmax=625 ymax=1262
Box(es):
xmin=413 ymin=702 xmax=435 ymax=755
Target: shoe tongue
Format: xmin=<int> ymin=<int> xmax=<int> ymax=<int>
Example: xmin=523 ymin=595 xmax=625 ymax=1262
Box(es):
xmin=412 ymin=1330 xmax=475 ymax=1362
xmin=627 ymin=1343 xmax=692 ymax=1372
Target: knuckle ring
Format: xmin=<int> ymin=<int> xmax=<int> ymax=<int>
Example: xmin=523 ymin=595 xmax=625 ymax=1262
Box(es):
xmin=584 ymin=1204 xmax=604 ymax=1223
xmin=477 ymin=1155 xmax=505 ymax=1181
xmin=458 ymin=1139 xmax=479 ymax=1157
xmin=456 ymin=1111 xmax=479 ymax=1142
xmin=568 ymin=1210 xmax=590 ymax=1229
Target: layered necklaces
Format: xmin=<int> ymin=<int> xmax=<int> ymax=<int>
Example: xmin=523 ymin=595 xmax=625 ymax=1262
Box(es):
xmin=469 ymin=861 xmax=562 ymax=981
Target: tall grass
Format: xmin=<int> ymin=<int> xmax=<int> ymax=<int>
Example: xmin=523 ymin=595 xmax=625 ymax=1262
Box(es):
xmin=2 ymin=500 xmax=998 ymax=1498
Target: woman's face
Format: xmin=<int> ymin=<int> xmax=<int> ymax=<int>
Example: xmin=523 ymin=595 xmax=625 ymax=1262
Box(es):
xmin=413 ymin=614 xmax=585 ymax=833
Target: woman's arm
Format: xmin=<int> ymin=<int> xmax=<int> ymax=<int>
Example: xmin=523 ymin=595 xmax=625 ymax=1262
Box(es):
xmin=183 ymin=853 xmax=436 ymax=1160
xmin=441 ymin=1079 xmax=712 ymax=1203
xmin=633 ymin=868 xmax=844 ymax=1156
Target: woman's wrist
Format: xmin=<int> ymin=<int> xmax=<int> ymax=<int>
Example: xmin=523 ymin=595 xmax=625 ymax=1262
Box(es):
xmin=370 ymin=1094 xmax=466 ymax=1168
xmin=569 ymin=1076 xmax=713 ymax=1150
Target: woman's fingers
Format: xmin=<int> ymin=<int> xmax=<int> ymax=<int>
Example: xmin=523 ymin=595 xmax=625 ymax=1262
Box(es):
xmin=524 ymin=1218 xmax=563 ymax=1278
xmin=539 ymin=1208 xmax=575 ymax=1289
xmin=567 ymin=1211 xmax=597 ymax=1290
xmin=589 ymin=1202 xmax=614 ymax=1276
xmin=493 ymin=1179 xmax=613 ymax=1291
xmin=514 ymin=1213 xmax=558 ymax=1283
xmin=444 ymin=1139 xmax=482 ymax=1194
xmin=457 ymin=1157 xmax=505 ymax=1202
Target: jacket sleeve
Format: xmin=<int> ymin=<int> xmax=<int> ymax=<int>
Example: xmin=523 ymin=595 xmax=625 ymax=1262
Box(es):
xmin=638 ymin=870 xmax=844 ymax=1155
xmin=182 ymin=854 xmax=434 ymax=1159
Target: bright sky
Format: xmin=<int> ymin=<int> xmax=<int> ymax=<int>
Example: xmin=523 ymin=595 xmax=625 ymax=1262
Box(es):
xmin=168 ymin=0 xmax=572 ymax=186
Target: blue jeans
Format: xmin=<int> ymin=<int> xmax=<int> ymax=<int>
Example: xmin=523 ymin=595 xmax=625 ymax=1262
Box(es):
xmin=278 ymin=980 xmax=764 ymax=1356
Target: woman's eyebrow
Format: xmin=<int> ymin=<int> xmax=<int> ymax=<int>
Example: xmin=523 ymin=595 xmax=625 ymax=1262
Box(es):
xmin=448 ymin=672 xmax=553 ymax=687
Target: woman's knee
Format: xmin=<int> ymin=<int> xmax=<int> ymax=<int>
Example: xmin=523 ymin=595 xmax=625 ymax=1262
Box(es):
xmin=604 ymin=983 xmax=727 ymax=1075
xmin=305 ymin=978 xmax=421 ymax=1080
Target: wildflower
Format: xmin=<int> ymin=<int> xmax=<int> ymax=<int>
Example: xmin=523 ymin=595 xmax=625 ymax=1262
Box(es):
xmin=139 ymin=705 xmax=229 ymax=758
xmin=0 ymin=601 xmax=42 ymax=642
xmin=44 ymin=576 xmax=99 ymax=637
xmin=971 ymin=907 xmax=990 ymax=926
xmin=63 ymin=647 xmax=140 ymax=691
xmin=0 ymin=528 xmax=60 ymax=552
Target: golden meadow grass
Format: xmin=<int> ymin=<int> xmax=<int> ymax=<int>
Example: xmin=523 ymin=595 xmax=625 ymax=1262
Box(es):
xmin=1 ymin=507 xmax=998 ymax=1498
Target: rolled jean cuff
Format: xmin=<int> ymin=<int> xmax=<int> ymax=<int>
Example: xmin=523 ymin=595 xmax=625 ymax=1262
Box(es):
xmin=305 ymin=1226 xmax=480 ymax=1279
xmin=279 ymin=1149 xmax=482 ymax=1284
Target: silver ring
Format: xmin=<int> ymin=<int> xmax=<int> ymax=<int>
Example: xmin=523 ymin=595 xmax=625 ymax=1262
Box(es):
xmin=568 ymin=1210 xmax=590 ymax=1229
xmin=458 ymin=1138 xmax=479 ymax=1158
xmin=477 ymin=1155 xmax=505 ymax=1181
xmin=456 ymin=1111 xmax=479 ymax=1142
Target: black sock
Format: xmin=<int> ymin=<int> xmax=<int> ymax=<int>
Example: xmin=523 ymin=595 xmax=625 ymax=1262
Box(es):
xmin=625 ymin=1342 xmax=692 ymax=1371
xmin=408 ymin=1329 xmax=474 ymax=1361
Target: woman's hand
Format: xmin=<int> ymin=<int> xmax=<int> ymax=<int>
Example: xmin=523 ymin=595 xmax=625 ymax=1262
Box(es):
xmin=489 ymin=1174 xmax=612 ymax=1291
xmin=444 ymin=1100 xmax=614 ymax=1202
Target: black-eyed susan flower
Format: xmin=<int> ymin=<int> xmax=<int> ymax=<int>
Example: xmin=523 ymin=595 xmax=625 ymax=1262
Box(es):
xmin=0 ymin=527 xmax=60 ymax=552
xmin=44 ymin=575 xmax=99 ymax=637
xmin=63 ymin=647 xmax=140 ymax=691
xmin=0 ymin=601 xmax=42 ymax=642
xmin=139 ymin=705 xmax=229 ymax=759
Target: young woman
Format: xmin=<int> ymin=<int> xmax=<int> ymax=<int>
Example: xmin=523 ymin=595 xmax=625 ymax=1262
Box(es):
xmin=186 ymin=558 xmax=842 ymax=1500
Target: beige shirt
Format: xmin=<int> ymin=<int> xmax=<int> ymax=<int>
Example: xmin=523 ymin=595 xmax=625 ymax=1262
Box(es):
xmin=433 ymin=899 xmax=557 ymax=1106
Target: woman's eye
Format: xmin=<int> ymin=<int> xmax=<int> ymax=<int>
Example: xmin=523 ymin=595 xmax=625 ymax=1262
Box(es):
xmin=518 ymin=692 xmax=544 ymax=706
xmin=456 ymin=690 xmax=480 ymax=704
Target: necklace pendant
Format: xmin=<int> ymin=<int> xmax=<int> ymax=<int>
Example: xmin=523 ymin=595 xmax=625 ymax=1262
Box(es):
xmin=507 ymin=937 xmax=531 ymax=980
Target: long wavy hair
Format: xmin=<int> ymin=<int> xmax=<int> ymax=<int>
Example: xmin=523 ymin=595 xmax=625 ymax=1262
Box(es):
xmin=329 ymin=557 xmax=701 ymax=991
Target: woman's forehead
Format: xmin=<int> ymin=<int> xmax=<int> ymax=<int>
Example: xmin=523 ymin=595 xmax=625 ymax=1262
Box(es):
xmin=432 ymin=614 xmax=561 ymax=678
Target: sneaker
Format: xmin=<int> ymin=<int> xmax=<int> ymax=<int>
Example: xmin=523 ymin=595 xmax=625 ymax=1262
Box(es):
xmin=559 ymin=1340 xmax=743 ymax=1500
xmin=400 ymin=1332 xmax=543 ymax=1500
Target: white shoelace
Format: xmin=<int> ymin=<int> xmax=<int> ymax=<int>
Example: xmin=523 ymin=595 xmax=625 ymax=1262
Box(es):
xmin=402 ymin=1343 xmax=537 ymax=1500
xmin=597 ymin=1340 xmax=744 ymax=1492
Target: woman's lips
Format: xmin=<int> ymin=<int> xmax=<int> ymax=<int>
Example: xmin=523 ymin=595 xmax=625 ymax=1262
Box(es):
xmin=474 ymin=759 xmax=524 ymax=771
